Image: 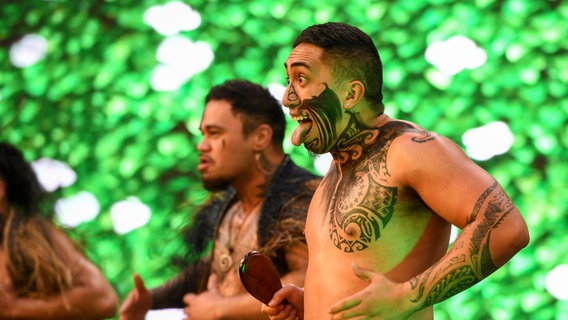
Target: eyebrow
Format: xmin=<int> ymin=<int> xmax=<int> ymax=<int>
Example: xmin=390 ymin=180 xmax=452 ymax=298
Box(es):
xmin=284 ymin=61 xmax=311 ymax=69
xmin=201 ymin=124 xmax=224 ymax=133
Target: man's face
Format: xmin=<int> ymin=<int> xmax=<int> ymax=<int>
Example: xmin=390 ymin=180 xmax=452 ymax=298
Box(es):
xmin=197 ymin=100 xmax=254 ymax=191
xmin=283 ymin=43 xmax=347 ymax=154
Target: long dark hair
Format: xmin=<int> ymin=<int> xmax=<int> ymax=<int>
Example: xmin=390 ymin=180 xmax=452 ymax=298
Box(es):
xmin=0 ymin=142 xmax=72 ymax=299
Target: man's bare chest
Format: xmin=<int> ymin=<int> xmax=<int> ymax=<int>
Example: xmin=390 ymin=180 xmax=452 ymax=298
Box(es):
xmin=315 ymin=166 xmax=399 ymax=253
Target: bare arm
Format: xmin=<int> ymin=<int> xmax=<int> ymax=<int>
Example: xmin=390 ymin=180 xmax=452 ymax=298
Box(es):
xmin=329 ymin=133 xmax=529 ymax=319
xmin=403 ymin=181 xmax=529 ymax=310
xmin=400 ymin=135 xmax=529 ymax=310
xmin=1 ymin=227 xmax=117 ymax=319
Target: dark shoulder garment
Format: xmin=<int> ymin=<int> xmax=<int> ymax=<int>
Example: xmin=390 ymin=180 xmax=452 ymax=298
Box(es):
xmin=150 ymin=156 xmax=321 ymax=309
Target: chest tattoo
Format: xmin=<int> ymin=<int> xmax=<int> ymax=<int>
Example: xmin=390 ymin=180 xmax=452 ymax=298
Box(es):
xmin=324 ymin=120 xmax=424 ymax=252
xmin=329 ymin=171 xmax=398 ymax=252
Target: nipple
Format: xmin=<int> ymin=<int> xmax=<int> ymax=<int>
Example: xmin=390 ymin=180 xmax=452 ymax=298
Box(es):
xmin=344 ymin=222 xmax=361 ymax=239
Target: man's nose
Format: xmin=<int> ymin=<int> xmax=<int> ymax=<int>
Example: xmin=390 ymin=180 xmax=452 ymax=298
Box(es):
xmin=197 ymin=138 xmax=209 ymax=151
xmin=282 ymin=85 xmax=300 ymax=109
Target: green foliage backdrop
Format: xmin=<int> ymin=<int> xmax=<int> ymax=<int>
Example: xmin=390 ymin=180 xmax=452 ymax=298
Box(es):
xmin=1 ymin=0 xmax=567 ymax=319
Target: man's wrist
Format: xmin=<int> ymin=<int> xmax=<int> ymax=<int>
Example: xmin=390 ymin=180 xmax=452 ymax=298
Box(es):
xmin=398 ymin=281 xmax=421 ymax=315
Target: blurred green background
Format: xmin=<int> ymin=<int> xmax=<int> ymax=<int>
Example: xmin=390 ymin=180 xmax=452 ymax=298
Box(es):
xmin=1 ymin=0 xmax=567 ymax=319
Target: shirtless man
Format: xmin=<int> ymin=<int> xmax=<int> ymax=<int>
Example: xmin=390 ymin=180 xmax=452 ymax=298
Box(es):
xmin=261 ymin=22 xmax=529 ymax=319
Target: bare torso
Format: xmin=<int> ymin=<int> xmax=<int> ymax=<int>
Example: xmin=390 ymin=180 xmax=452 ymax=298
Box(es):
xmin=212 ymin=200 xmax=260 ymax=297
xmin=303 ymin=120 xmax=451 ymax=319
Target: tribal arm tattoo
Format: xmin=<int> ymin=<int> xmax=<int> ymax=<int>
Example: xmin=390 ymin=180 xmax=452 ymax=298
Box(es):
xmin=408 ymin=181 xmax=515 ymax=308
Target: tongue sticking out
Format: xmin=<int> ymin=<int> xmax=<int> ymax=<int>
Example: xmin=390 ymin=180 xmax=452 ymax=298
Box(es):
xmin=291 ymin=121 xmax=312 ymax=146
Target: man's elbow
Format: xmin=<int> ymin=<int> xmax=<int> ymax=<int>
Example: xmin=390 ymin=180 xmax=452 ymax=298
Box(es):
xmin=501 ymin=218 xmax=530 ymax=264
xmin=491 ymin=216 xmax=529 ymax=269
xmin=513 ymin=221 xmax=530 ymax=253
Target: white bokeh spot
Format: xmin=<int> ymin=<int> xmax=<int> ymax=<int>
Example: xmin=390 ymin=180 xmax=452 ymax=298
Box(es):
xmin=267 ymin=82 xmax=288 ymax=115
xmin=449 ymin=225 xmax=460 ymax=244
xmin=55 ymin=191 xmax=100 ymax=227
xmin=462 ymin=121 xmax=514 ymax=161
xmin=546 ymin=264 xmax=568 ymax=300
xmin=267 ymin=82 xmax=286 ymax=103
xmin=314 ymin=153 xmax=333 ymax=175
xmin=144 ymin=1 xmax=201 ymax=36
xmin=145 ymin=309 xmax=185 ymax=320
xmin=31 ymin=157 xmax=77 ymax=192
xmin=9 ymin=34 xmax=49 ymax=68
xmin=151 ymin=36 xmax=214 ymax=91
xmin=425 ymin=35 xmax=487 ymax=75
xmin=110 ymin=196 xmax=152 ymax=234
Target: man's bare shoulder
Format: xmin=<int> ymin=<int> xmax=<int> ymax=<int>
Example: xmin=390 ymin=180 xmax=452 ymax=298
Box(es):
xmin=382 ymin=120 xmax=461 ymax=156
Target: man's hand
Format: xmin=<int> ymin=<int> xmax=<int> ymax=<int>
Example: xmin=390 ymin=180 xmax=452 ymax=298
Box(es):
xmin=119 ymin=274 xmax=153 ymax=320
xmin=261 ymin=284 xmax=304 ymax=320
xmin=182 ymin=274 xmax=224 ymax=320
xmin=328 ymin=263 xmax=414 ymax=320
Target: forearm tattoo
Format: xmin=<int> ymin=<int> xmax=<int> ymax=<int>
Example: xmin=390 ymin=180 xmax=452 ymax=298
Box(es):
xmin=409 ymin=181 xmax=515 ymax=307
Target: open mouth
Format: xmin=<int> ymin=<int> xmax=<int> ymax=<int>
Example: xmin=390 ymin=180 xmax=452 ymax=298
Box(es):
xmin=290 ymin=112 xmax=314 ymax=146
xmin=292 ymin=114 xmax=309 ymax=122
xmin=197 ymin=155 xmax=211 ymax=172
xmin=292 ymin=113 xmax=314 ymax=127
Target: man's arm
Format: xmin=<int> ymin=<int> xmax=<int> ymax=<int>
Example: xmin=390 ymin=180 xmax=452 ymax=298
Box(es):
xmin=0 ymin=227 xmax=117 ymax=319
xmin=400 ymin=135 xmax=530 ymax=294
xmin=329 ymin=134 xmax=529 ymax=319
xmin=404 ymin=181 xmax=529 ymax=310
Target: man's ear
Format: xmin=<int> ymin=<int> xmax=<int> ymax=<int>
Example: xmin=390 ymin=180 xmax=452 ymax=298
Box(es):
xmin=344 ymin=80 xmax=365 ymax=109
xmin=251 ymin=124 xmax=274 ymax=151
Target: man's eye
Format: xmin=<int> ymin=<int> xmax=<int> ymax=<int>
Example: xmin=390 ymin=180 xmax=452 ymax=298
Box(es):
xmin=298 ymin=75 xmax=307 ymax=84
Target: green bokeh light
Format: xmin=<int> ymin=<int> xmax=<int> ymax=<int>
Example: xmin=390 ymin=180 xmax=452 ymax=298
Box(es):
xmin=1 ymin=0 xmax=567 ymax=319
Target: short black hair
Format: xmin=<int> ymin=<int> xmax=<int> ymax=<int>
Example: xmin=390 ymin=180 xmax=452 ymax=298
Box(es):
xmin=293 ymin=22 xmax=384 ymax=107
xmin=205 ymin=79 xmax=286 ymax=149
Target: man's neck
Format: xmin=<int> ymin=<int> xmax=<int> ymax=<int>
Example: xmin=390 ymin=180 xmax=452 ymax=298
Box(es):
xmin=235 ymin=152 xmax=284 ymax=214
xmin=329 ymin=113 xmax=390 ymax=163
